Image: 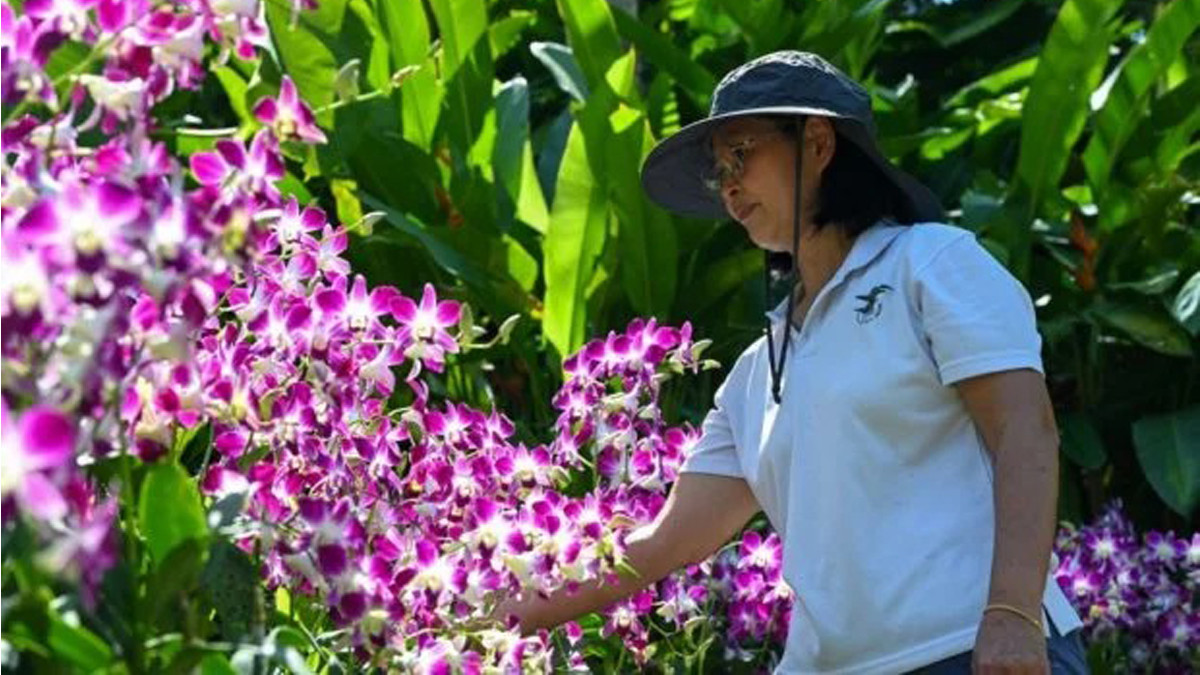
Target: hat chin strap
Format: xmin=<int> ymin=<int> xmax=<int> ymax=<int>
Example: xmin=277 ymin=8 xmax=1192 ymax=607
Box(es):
xmin=766 ymin=114 xmax=806 ymax=405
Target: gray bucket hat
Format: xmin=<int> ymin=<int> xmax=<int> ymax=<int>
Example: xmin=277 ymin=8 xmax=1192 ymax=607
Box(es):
xmin=639 ymin=51 xmax=945 ymax=223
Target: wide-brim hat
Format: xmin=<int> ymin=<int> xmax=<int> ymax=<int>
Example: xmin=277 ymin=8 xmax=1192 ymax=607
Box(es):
xmin=640 ymin=51 xmax=945 ymax=223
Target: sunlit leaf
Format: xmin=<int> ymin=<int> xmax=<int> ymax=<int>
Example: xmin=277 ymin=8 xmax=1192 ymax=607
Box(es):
xmin=138 ymin=463 xmax=209 ymax=567
xmin=543 ymin=122 xmax=608 ymax=359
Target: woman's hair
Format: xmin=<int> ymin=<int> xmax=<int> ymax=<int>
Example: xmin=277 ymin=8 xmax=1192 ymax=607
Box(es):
xmin=773 ymin=115 xmax=910 ymax=237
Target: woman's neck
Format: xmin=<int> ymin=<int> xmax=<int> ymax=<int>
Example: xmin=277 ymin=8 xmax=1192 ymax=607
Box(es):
xmin=792 ymin=223 xmax=855 ymax=307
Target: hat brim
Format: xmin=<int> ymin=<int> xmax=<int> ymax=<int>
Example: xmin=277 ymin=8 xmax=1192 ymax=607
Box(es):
xmin=640 ymin=107 xmax=945 ymax=224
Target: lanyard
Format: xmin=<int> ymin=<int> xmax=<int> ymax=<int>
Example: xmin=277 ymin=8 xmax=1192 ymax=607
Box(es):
xmin=766 ymin=115 xmax=807 ymax=405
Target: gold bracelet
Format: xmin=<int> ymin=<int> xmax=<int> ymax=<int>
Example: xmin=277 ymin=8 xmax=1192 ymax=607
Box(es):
xmin=983 ymin=603 xmax=1044 ymax=633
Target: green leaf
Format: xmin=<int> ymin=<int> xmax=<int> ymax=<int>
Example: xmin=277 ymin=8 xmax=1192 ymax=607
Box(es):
xmin=1012 ymin=0 xmax=1120 ymax=218
xmin=494 ymin=77 xmax=549 ymax=234
xmin=201 ymin=541 xmax=259 ymax=641
xmin=277 ymin=171 xmax=314 ymax=202
xmin=555 ymin=0 xmax=623 ymax=91
xmin=361 ymin=193 xmax=529 ymax=314
xmin=603 ymin=51 xmax=639 ymax=103
xmin=543 ymin=122 xmax=608 ymax=360
xmin=198 ymin=654 xmax=239 ymax=675
xmin=213 ymin=66 xmax=252 ymax=126
xmin=505 ymin=234 xmax=539 ymax=291
xmin=362 ymin=194 xmax=487 ymax=287
xmin=138 ymin=463 xmax=209 ymax=566
xmin=143 ymin=538 xmax=207 ymax=628
xmin=1082 ymin=0 xmax=1200 ymax=196
xmin=1091 ymin=297 xmax=1194 ymax=357
xmin=377 ymin=0 xmax=442 ymax=149
xmin=515 ymin=140 xmax=550 ymax=234
xmin=1172 ymin=271 xmax=1200 ymax=336
xmin=1133 ymin=405 xmax=1200 ymax=516
xmin=428 ymin=0 xmax=493 ymax=156
xmin=535 ymin=109 xmax=575 ymax=206
xmin=46 ymin=611 xmax=112 ymax=670
xmin=347 ymin=0 xmax=392 ymax=93
xmin=610 ymin=6 xmax=716 ymax=107
xmin=646 ymin=71 xmax=681 ymax=138
xmin=678 ymin=248 xmax=762 ymax=316
xmin=43 ymin=41 xmax=90 ymax=82
xmin=530 ymin=42 xmax=589 ymax=103
xmin=717 ymin=0 xmax=793 ymax=56
xmin=330 ymin=178 xmax=364 ymax=227
xmin=1058 ymin=412 xmax=1107 ymax=470
xmin=606 ymin=110 xmax=678 ymax=316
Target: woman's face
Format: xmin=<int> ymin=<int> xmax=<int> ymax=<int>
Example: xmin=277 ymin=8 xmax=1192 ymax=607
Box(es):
xmin=709 ymin=116 xmax=836 ymax=253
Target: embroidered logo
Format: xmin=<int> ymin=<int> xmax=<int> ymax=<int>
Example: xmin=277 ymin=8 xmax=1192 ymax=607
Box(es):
xmin=854 ymin=284 xmax=893 ymax=324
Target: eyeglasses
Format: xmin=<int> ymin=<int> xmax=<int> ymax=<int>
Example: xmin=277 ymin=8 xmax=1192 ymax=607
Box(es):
xmin=702 ymin=127 xmax=786 ymax=193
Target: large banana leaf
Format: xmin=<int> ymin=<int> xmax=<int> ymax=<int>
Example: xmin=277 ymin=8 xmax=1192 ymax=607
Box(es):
xmin=607 ymin=107 xmax=679 ymax=317
xmin=1133 ymin=405 xmax=1200 ymax=516
xmin=555 ymin=0 xmax=623 ymax=91
xmin=609 ymin=6 xmax=716 ymax=108
xmin=495 ymin=78 xmax=550 ymax=235
xmin=543 ymin=122 xmax=609 ymax=359
xmin=1005 ymin=0 xmax=1121 ymax=278
xmin=1082 ymin=0 xmax=1200 ymax=214
xmin=428 ymin=0 xmax=494 ymax=156
xmin=377 ymin=0 xmax=443 ymax=149
xmin=1013 ymin=0 xmax=1120 ymax=206
xmin=530 ymin=42 xmax=590 ymax=103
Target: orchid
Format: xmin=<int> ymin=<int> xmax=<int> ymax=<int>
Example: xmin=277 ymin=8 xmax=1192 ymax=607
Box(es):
xmin=253 ymin=75 xmax=327 ymax=144
xmin=1055 ymin=501 xmax=1200 ymax=668
xmin=189 ymin=130 xmax=285 ymax=202
xmin=391 ymin=282 xmax=462 ymax=375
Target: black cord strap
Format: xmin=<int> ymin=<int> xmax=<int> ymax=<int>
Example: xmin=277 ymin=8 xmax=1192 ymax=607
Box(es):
xmin=766 ymin=115 xmax=806 ymax=404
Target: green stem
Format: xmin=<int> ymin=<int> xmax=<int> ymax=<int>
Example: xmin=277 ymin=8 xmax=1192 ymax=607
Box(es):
xmin=311 ymin=89 xmax=390 ymax=116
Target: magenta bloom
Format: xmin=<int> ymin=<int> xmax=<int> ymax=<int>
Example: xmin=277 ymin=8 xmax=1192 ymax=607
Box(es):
xmin=17 ymin=179 xmax=142 ymax=268
xmin=1 ymin=402 xmax=74 ymax=521
xmin=270 ymin=197 xmax=326 ymax=248
xmin=391 ymin=283 xmax=461 ymax=374
xmin=189 ymin=130 xmax=284 ymax=201
xmin=253 ymin=76 xmax=326 ymax=144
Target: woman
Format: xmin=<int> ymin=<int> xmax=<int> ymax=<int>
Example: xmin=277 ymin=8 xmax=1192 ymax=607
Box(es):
xmin=501 ymin=51 xmax=1090 ymax=674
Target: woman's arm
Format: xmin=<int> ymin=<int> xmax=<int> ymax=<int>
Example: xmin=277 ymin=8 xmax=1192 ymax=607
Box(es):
xmin=499 ymin=472 xmax=760 ymax=635
xmin=955 ymin=368 xmax=1059 ymax=672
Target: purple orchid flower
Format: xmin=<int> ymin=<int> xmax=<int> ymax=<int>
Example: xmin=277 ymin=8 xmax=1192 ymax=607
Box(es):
xmin=391 ymin=283 xmax=461 ymax=375
xmin=253 ymin=75 xmax=327 ymax=144
xmin=1 ymin=402 xmax=74 ymax=521
xmin=189 ymin=129 xmax=284 ymax=202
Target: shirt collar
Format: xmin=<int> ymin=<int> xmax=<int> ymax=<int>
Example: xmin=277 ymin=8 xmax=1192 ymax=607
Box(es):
xmin=765 ymin=218 xmax=907 ymax=323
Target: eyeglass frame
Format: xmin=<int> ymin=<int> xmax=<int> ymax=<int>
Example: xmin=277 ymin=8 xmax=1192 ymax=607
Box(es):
xmin=701 ymin=122 xmax=792 ymax=193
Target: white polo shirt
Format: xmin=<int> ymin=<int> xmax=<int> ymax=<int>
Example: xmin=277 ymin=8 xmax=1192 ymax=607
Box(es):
xmin=682 ymin=220 xmax=1082 ymax=673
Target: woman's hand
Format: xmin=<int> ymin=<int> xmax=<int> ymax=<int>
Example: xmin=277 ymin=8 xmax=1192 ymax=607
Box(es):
xmin=474 ymin=473 xmax=761 ymax=636
xmin=971 ymin=612 xmax=1049 ymax=674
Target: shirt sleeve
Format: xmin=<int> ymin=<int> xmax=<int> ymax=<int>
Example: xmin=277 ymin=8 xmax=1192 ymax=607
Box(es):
xmin=915 ymin=233 xmax=1045 ymax=386
xmin=679 ymin=371 xmax=744 ymax=478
